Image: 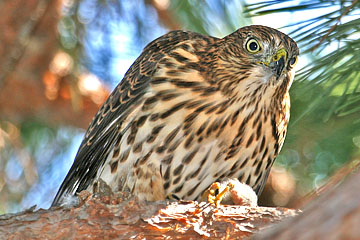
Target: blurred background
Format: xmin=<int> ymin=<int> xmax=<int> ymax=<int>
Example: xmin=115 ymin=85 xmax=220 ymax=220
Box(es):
xmin=0 ymin=0 xmax=359 ymax=213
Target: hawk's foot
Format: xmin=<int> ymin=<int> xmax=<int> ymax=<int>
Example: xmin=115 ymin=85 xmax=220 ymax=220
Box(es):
xmin=204 ymin=178 xmax=258 ymax=207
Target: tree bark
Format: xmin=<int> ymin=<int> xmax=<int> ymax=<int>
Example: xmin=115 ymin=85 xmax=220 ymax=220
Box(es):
xmin=2 ymin=168 xmax=360 ymax=239
xmin=0 ymin=190 xmax=299 ymax=239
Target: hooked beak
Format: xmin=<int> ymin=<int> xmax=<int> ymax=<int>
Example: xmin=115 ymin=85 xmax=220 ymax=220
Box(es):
xmin=269 ymin=48 xmax=287 ymax=78
xmin=258 ymin=48 xmax=287 ymax=78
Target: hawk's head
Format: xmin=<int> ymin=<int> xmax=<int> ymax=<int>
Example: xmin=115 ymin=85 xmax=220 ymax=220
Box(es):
xmin=217 ymin=25 xmax=299 ymax=98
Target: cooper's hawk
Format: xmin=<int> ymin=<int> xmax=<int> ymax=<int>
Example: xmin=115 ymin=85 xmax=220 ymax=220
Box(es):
xmin=52 ymin=25 xmax=299 ymax=206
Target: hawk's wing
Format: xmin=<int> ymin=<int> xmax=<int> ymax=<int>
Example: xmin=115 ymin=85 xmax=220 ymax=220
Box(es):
xmin=52 ymin=30 xmax=211 ymax=206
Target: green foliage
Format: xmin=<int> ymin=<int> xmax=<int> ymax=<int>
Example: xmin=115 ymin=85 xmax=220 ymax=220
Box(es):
xmin=247 ymin=0 xmax=360 ymax=119
xmin=169 ymin=0 xmax=251 ymax=36
xmin=246 ymin=0 xmax=360 ymax=191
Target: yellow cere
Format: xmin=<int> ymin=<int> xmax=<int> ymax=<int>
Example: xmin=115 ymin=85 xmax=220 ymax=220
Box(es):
xmin=272 ymin=48 xmax=287 ymax=62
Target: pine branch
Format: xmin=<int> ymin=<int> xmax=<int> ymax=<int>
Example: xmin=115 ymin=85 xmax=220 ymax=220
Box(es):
xmin=0 ymin=190 xmax=299 ymax=239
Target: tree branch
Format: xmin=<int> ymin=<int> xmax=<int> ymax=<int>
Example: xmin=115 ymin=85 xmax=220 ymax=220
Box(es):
xmin=254 ymin=168 xmax=360 ymax=239
xmin=0 ymin=190 xmax=299 ymax=239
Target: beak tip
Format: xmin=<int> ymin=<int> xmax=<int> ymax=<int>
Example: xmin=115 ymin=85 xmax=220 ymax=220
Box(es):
xmin=274 ymin=56 xmax=286 ymax=77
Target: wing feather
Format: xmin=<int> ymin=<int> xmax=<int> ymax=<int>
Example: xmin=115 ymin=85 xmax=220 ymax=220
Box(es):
xmin=52 ymin=30 xmax=207 ymax=206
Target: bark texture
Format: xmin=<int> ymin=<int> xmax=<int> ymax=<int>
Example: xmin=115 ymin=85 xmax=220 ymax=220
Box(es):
xmin=0 ymin=191 xmax=298 ymax=239
xmin=2 ymin=169 xmax=360 ymax=239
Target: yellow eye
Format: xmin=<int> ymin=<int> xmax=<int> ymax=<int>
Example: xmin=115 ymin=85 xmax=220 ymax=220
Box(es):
xmin=289 ymin=56 xmax=298 ymax=67
xmin=246 ymin=38 xmax=261 ymax=53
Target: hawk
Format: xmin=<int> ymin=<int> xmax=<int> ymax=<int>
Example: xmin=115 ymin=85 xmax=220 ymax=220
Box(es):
xmin=52 ymin=25 xmax=299 ymax=206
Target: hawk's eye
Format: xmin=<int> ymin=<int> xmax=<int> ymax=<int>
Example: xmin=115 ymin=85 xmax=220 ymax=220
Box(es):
xmin=246 ymin=39 xmax=261 ymax=53
xmin=289 ymin=56 xmax=298 ymax=67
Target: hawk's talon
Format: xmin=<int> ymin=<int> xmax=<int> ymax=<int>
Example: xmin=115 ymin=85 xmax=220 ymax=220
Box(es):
xmin=207 ymin=182 xmax=232 ymax=207
xmin=204 ymin=179 xmax=258 ymax=207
